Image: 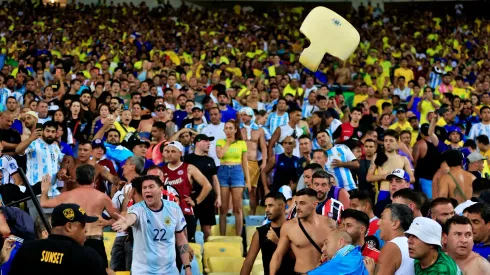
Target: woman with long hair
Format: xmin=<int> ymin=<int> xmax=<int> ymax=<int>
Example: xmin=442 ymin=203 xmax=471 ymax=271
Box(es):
xmin=216 ymin=119 xmax=250 ymax=236
xmin=65 ymin=100 xmax=90 ymax=155
xmin=90 ymin=103 xmax=110 ymax=140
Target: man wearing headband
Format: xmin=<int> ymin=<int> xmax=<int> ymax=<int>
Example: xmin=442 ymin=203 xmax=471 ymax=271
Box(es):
xmin=240 ymin=107 xmax=267 ymax=215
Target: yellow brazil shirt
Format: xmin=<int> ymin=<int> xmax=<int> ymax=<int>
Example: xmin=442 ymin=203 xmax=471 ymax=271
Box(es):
xmin=376 ymin=99 xmax=392 ymax=114
xmin=353 ymin=94 xmax=369 ymax=107
xmin=481 ymin=150 xmax=490 ymax=178
xmin=452 ymin=87 xmax=470 ymax=99
xmin=216 ymin=139 xmax=247 ymax=164
xmin=283 ymin=84 xmax=304 ymax=97
xmin=394 ymin=67 xmax=414 ymax=86
xmin=389 ymin=121 xmax=413 ymax=132
xmin=420 ymin=100 xmax=441 ymax=125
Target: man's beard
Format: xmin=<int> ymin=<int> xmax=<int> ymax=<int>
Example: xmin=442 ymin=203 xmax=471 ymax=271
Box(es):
xmin=219 ymin=103 xmax=226 ymax=106
xmin=44 ymin=137 xmax=55 ymax=144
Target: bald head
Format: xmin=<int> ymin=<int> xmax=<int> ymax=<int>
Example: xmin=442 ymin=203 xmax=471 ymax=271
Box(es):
xmin=322 ymin=229 xmax=352 ymax=262
xmin=330 ymin=229 xmax=352 ymax=244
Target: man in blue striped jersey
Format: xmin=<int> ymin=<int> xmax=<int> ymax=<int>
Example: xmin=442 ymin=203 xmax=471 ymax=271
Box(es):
xmin=316 ymin=130 xmax=359 ymax=191
xmin=112 ymin=175 xmax=191 ymax=275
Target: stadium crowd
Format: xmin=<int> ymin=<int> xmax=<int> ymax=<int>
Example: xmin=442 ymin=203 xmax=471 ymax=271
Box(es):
xmin=0 ymin=0 xmax=489 ymax=274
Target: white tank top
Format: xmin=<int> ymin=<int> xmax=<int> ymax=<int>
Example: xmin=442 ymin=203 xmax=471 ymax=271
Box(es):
xmin=390 ymin=236 xmax=415 ymax=275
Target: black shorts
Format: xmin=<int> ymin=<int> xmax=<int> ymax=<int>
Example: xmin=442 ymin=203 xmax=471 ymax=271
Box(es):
xmin=85 ymin=238 xmax=108 ymax=267
xmin=194 ymin=196 xmax=216 ymax=226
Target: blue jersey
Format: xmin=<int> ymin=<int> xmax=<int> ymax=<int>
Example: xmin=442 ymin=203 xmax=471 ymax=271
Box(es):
xmin=128 ymin=199 xmax=187 ymax=275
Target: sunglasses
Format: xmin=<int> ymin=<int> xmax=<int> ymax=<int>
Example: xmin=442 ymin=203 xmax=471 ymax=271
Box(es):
xmin=156 ymin=108 xmax=165 ymax=112
xmin=283 ymin=141 xmax=294 ymax=145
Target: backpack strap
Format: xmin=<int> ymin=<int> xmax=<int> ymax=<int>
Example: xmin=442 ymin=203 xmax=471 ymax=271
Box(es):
xmin=298 ymin=218 xmax=322 ymax=254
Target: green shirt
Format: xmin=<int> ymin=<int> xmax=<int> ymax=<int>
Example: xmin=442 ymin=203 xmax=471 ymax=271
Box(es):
xmin=414 ymin=249 xmax=462 ymax=275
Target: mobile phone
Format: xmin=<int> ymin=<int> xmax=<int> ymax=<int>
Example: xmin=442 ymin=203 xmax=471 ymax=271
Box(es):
xmin=36 ymin=123 xmax=43 ymax=129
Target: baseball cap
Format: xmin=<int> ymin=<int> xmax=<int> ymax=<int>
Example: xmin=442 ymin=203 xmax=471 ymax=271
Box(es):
xmin=25 ymin=111 xmax=39 ymax=120
xmin=192 ymin=106 xmax=202 ymax=112
xmin=396 ymin=108 xmax=406 ymax=114
xmin=51 ymin=203 xmax=98 ymax=227
xmin=386 ymin=169 xmax=410 ymax=182
xmin=194 ymin=134 xmax=215 ymax=143
xmin=454 ymin=200 xmax=478 ymax=215
xmin=155 ymin=104 xmax=166 ymax=111
xmin=217 ymin=90 xmax=228 ymax=98
xmin=167 ymin=141 xmax=184 ymax=153
xmin=467 ymin=152 xmax=487 ymax=163
xmin=405 ymin=217 xmax=442 ymax=247
xmin=92 ymin=139 xmax=106 ymax=152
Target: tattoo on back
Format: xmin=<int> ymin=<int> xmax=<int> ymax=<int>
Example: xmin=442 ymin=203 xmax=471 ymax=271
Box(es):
xmin=178 ymin=244 xmax=189 ymax=255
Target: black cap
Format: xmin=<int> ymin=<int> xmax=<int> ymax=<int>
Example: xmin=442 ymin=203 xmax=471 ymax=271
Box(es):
xmin=92 ymin=139 xmax=106 ymax=152
xmin=194 ymin=134 xmax=215 ymax=144
xmin=192 ymin=106 xmax=202 ymax=112
xmin=397 ymin=107 xmax=406 ymax=114
xmin=217 ymin=91 xmax=228 ymax=98
xmin=51 ymin=203 xmax=98 ymax=227
xmin=122 ymin=133 xmax=150 ymax=151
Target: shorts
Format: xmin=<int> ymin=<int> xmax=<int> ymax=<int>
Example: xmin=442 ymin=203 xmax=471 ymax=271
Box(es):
xmin=194 ymin=195 xmax=216 ymax=226
xmin=218 ymin=164 xmax=245 ymax=188
xmin=248 ymin=161 xmax=260 ymax=188
xmin=85 ymin=238 xmax=108 ymax=267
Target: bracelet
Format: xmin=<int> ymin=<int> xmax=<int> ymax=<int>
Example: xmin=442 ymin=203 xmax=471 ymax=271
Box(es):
xmin=192 ymin=198 xmax=198 ymax=205
xmin=183 ymin=264 xmax=191 ymax=270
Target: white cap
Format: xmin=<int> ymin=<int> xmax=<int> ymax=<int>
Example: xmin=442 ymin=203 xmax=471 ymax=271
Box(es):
xmin=167 ymin=141 xmax=184 ymax=153
xmin=25 ymin=111 xmax=39 ymax=120
xmin=468 ymin=152 xmax=487 ymax=163
xmin=454 ymin=200 xmax=478 ymax=215
xmin=405 ymin=217 xmax=442 ymax=247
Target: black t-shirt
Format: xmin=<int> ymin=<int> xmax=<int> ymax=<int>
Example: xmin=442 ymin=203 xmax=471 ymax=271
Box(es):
xmin=257 ymin=223 xmax=295 ymax=275
xmin=9 ymin=234 xmax=106 ymax=275
xmin=0 ymin=128 xmax=21 ymax=149
xmin=184 ymin=153 xmax=216 ymax=202
xmin=141 ymin=95 xmax=156 ymax=111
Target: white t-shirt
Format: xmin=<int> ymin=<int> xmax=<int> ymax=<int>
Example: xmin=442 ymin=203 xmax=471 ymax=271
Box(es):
xmin=128 ymin=200 xmax=186 ymax=275
xmin=201 ymin=122 xmax=226 ymax=166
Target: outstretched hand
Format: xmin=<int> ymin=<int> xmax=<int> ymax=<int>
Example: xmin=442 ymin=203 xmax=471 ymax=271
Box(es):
xmin=112 ymin=213 xmax=129 ymax=233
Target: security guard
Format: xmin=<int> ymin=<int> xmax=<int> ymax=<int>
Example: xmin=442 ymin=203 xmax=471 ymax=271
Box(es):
xmin=8 ymin=203 xmax=107 ymax=275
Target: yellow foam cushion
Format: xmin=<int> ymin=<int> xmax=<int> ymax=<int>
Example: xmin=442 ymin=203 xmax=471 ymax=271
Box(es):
xmin=299 ymin=6 xmax=360 ymax=71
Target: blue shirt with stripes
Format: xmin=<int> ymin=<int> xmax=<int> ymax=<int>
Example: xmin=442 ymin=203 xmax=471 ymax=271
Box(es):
xmin=325 ymin=144 xmax=358 ymax=191
xmin=265 ymin=112 xmax=288 ymax=135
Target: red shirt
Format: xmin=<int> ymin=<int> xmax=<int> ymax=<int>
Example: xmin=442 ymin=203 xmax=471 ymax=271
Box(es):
xmin=362 ymin=242 xmax=380 ymax=263
xmin=367 ymin=217 xmax=379 ymax=236
xmin=162 ymin=162 xmax=194 ymax=215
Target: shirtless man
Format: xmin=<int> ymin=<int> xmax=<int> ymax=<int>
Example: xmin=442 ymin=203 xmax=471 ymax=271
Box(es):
xmin=432 ymin=161 xmax=449 ymax=199
xmin=367 ymin=129 xmax=414 ymax=202
xmin=239 ymin=107 xmax=267 ymax=215
xmin=444 ymin=215 xmax=490 ymax=274
xmin=334 ymin=62 xmax=351 ymax=86
xmin=61 ymin=141 xmax=123 ymax=193
xmin=138 ymin=103 xmax=176 ymax=141
xmin=270 ymin=188 xmax=336 ymax=275
xmin=437 ymin=149 xmax=475 ymax=204
xmin=40 ymin=164 xmax=118 ymax=267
